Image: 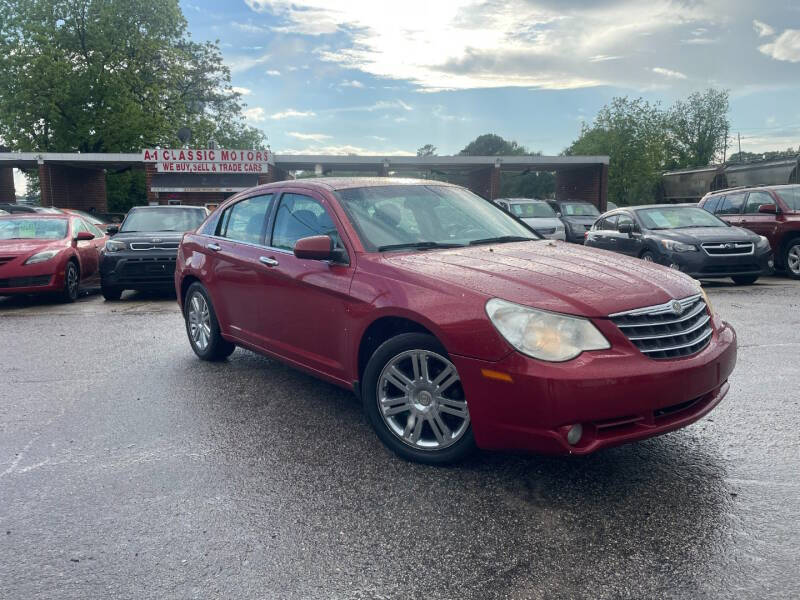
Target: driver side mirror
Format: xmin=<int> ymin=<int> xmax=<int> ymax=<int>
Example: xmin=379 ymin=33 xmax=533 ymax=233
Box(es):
xmin=294 ymin=235 xmax=347 ymax=263
xmin=758 ymin=203 xmax=778 ymax=214
xmin=106 ymin=225 xmax=119 ymax=235
xmin=618 ymin=222 xmax=635 ymax=235
xmin=75 ymin=231 xmax=95 ymax=241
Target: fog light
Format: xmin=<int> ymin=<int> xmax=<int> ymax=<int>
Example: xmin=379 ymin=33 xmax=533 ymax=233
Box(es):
xmin=566 ymin=424 xmax=583 ymax=445
xmin=768 ymin=259 xmax=774 ymax=269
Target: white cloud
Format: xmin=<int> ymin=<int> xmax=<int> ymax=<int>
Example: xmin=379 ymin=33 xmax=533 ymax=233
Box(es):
xmin=270 ymin=109 xmax=316 ymax=119
xmin=753 ymin=20 xmax=775 ymax=38
xmin=589 ymin=55 xmax=623 ymax=62
xmin=232 ymin=21 xmax=268 ymax=33
xmin=266 ymin=69 xmax=281 ymax=76
xmin=759 ymin=29 xmax=800 ymax=63
xmin=339 ymin=79 xmax=365 ymax=88
xmin=243 ymin=107 xmax=266 ymax=122
xmin=232 ymin=86 xmax=252 ymax=95
xmin=682 ymin=37 xmax=717 ymax=45
xmin=279 ymin=143 xmax=414 ymax=156
xmin=367 ymin=135 xmax=387 ymax=142
xmin=287 ymin=132 xmax=332 ymax=142
xmin=652 ymin=67 xmax=688 ymax=80
xmin=229 ymin=53 xmax=272 ymax=74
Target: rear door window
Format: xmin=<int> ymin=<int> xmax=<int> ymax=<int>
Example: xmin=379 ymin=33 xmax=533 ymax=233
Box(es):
xmin=703 ymin=196 xmax=720 ymax=214
xmin=715 ymin=193 xmax=745 ymax=215
xmin=217 ymin=194 xmax=274 ymax=244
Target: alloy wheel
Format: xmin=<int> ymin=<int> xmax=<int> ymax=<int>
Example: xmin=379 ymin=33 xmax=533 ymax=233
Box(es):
xmin=788 ymin=244 xmax=800 ymax=276
xmin=66 ymin=264 xmax=78 ymax=297
xmin=376 ymin=349 xmax=470 ymax=451
xmin=188 ymin=292 xmax=211 ymax=351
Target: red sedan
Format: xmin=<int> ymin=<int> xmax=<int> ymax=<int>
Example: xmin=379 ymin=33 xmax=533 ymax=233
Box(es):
xmin=0 ymin=214 xmax=107 ymax=302
xmin=175 ymin=179 xmax=737 ymax=464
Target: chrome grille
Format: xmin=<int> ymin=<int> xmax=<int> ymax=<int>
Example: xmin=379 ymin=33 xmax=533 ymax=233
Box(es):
xmin=610 ymin=294 xmax=712 ymax=360
xmin=701 ymin=242 xmax=753 ymax=256
xmin=129 ymin=242 xmax=180 ymax=251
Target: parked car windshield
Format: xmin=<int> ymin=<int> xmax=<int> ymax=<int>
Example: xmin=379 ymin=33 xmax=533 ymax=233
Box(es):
xmin=777 ymin=186 xmax=800 ymax=210
xmin=637 ymin=206 xmax=727 ymax=230
xmin=509 ymin=202 xmax=556 ymax=218
xmin=336 ymin=185 xmax=539 ymax=251
xmin=121 ymin=207 xmax=206 ymax=232
xmin=0 ymin=217 xmax=68 ymax=240
xmin=559 ymin=202 xmax=600 ymax=216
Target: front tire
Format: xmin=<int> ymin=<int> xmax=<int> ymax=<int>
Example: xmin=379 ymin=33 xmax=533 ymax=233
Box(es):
xmin=60 ymin=261 xmax=79 ymax=303
xmin=184 ymin=283 xmax=235 ymax=361
xmin=784 ymin=239 xmax=800 ymax=280
xmin=362 ymin=332 xmax=475 ymax=464
xmin=731 ymin=275 xmax=759 ymax=285
xmin=641 ymin=251 xmax=655 ymax=262
xmin=101 ymin=285 xmax=123 ymax=301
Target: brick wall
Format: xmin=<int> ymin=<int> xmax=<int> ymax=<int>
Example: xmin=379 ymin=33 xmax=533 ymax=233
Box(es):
xmin=467 ymin=166 xmax=501 ymax=200
xmin=0 ymin=167 xmax=14 ymax=202
xmin=555 ymin=165 xmax=608 ymax=210
xmin=38 ymin=165 xmax=107 ymax=211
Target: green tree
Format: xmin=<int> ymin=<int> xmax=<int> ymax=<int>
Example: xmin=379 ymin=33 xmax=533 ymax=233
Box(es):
xmin=666 ymin=89 xmax=730 ymax=168
xmin=416 ymin=144 xmax=437 ymax=157
xmin=459 ymin=133 xmax=527 ymax=156
xmin=0 ymin=0 xmax=264 ymax=153
xmin=566 ymin=97 xmax=668 ymax=205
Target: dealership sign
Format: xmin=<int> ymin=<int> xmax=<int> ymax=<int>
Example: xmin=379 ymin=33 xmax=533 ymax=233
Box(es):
xmin=142 ymin=148 xmax=272 ymax=174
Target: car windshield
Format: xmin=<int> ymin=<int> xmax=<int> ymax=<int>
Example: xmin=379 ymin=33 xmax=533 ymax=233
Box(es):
xmin=121 ymin=207 xmax=206 ymax=232
xmin=336 ymin=185 xmax=539 ymax=251
xmin=637 ymin=206 xmax=727 ymax=229
xmin=777 ymin=186 xmax=800 ymax=211
xmin=509 ymin=202 xmax=556 ymax=218
xmin=560 ymin=202 xmax=600 ymax=216
xmin=0 ymin=217 xmax=68 ymax=240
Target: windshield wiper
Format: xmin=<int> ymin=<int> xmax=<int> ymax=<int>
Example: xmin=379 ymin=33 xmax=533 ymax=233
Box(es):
xmin=468 ymin=235 xmax=535 ymax=246
xmin=377 ymin=241 xmax=464 ymax=252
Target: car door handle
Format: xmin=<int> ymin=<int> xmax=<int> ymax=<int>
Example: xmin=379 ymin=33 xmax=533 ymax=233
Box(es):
xmin=206 ymin=243 xmax=221 ymax=252
xmin=259 ymin=256 xmax=279 ymax=267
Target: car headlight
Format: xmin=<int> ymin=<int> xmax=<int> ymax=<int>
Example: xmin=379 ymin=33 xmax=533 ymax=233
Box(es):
xmin=104 ymin=240 xmax=127 ymax=252
xmin=661 ymin=240 xmax=697 ymax=252
xmin=23 ymin=249 xmax=59 ymax=265
xmin=485 ymin=298 xmax=610 ymax=362
xmin=756 ymin=235 xmax=770 ymax=250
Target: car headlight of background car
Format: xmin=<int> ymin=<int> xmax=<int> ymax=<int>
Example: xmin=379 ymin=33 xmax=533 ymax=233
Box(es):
xmin=756 ymin=235 xmax=770 ymax=250
xmin=486 ymin=298 xmax=610 ymax=362
xmin=661 ymin=240 xmax=697 ymax=252
xmin=104 ymin=240 xmax=127 ymax=252
xmin=23 ymin=249 xmax=60 ymax=265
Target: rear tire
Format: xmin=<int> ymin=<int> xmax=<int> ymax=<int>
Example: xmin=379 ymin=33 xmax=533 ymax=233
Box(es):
xmin=784 ymin=239 xmax=800 ymax=280
xmin=731 ymin=275 xmax=758 ymax=285
xmin=184 ymin=282 xmax=235 ymax=361
xmin=362 ymin=332 xmax=476 ymax=465
xmin=101 ymin=285 xmax=123 ymax=301
xmin=60 ymin=261 xmax=79 ymax=303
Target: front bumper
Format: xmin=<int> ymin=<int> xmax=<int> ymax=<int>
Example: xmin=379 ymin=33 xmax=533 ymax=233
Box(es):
xmin=0 ymin=273 xmax=59 ymax=295
xmin=451 ymin=319 xmax=736 ymax=454
xmin=657 ymin=246 xmax=773 ymax=279
xmin=100 ymin=250 xmax=178 ymax=290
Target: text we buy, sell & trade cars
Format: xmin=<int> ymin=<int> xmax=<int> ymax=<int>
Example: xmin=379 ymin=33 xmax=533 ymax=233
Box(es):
xmin=173 ymin=178 xmax=736 ymax=465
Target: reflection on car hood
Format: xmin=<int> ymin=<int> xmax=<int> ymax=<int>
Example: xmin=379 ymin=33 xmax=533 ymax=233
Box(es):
xmin=384 ymin=240 xmax=699 ymax=317
xmin=521 ymin=217 xmax=563 ymax=229
xmin=656 ymin=226 xmax=757 ymax=243
xmin=0 ymin=239 xmax=66 ymax=255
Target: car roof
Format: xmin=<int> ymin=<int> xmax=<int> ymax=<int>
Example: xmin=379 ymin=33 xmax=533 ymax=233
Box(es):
xmin=246 ymin=177 xmax=460 ymax=193
xmin=0 ymin=212 xmax=68 ymax=219
xmin=130 ymin=205 xmax=206 ymax=210
xmin=706 ymin=183 xmax=799 ymax=196
xmin=496 ymin=198 xmax=548 ymax=203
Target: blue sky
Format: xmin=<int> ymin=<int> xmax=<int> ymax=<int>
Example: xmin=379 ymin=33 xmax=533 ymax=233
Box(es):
xmin=178 ymin=0 xmax=800 ymax=158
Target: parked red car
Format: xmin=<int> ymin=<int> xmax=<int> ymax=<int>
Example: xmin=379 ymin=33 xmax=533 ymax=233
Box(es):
xmin=0 ymin=214 xmax=107 ymax=302
xmin=699 ymin=184 xmax=800 ymax=278
xmin=175 ymin=179 xmax=737 ymax=464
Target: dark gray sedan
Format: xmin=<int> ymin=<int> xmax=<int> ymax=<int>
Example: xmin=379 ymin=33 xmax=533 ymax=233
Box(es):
xmin=585 ymin=205 xmax=774 ymax=284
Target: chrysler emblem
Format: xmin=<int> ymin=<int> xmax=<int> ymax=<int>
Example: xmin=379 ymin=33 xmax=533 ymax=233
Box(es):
xmin=671 ymin=300 xmax=683 ymax=315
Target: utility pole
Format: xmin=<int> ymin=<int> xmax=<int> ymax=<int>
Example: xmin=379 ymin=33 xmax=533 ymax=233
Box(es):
xmin=738 ymin=132 xmax=742 ymax=157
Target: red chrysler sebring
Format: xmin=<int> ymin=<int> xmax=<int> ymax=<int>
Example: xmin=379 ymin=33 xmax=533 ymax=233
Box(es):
xmin=0 ymin=214 xmax=107 ymax=302
xmin=175 ymin=179 xmax=736 ymax=464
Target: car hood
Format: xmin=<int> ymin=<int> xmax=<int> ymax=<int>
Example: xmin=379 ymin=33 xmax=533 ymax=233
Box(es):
xmin=111 ymin=231 xmax=186 ymax=243
xmin=561 ymin=215 xmax=598 ymax=226
xmin=383 ymin=240 xmax=699 ymax=317
xmin=656 ymin=226 xmax=757 ymax=243
xmin=521 ymin=217 xmax=563 ymax=229
xmin=0 ymin=238 xmax=66 ymax=256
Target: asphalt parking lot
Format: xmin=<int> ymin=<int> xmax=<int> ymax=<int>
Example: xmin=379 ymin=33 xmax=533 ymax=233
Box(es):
xmin=1 ymin=277 xmax=798 ymax=600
